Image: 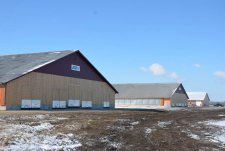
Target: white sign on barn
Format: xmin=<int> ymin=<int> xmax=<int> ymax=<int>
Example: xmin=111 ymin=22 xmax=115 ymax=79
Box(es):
xmin=71 ymin=64 xmax=80 ymax=72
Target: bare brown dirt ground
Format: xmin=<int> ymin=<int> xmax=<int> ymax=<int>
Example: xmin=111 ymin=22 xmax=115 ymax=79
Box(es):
xmin=0 ymin=108 xmax=225 ymax=151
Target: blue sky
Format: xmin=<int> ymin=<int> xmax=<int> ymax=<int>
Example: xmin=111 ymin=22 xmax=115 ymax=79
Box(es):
xmin=0 ymin=0 xmax=225 ymax=101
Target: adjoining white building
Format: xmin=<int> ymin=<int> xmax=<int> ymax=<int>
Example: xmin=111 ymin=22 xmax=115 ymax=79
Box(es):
xmin=187 ymin=92 xmax=210 ymax=107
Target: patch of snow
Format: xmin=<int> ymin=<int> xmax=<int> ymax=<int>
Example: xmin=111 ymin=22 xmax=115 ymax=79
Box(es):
xmin=0 ymin=119 xmax=5 ymax=122
xmin=189 ymin=133 xmax=200 ymax=140
xmin=35 ymin=115 xmax=47 ymax=120
xmin=202 ymin=119 xmax=225 ymax=145
xmin=218 ymin=114 xmax=225 ymax=117
xmin=145 ymin=128 xmax=153 ymax=134
xmin=157 ymin=121 xmax=172 ymax=128
xmin=206 ymin=120 xmax=225 ymax=127
xmin=130 ymin=121 xmax=139 ymax=126
xmin=4 ymin=133 xmax=81 ymax=151
xmin=145 ymin=127 xmax=156 ymax=137
xmin=110 ymin=142 xmax=122 ymax=148
xmin=209 ymin=139 xmax=220 ymax=143
xmin=117 ymin=119 xmax=130 ymax=122
xmin=0 ymin=122 xmax=82 ymax=151
xmin=217 ymin=134 xmax=225 ymax=144
xmin=14 ymin=123 xmax=54 ymax=132
xmin=100 ymin=136 xmax=121 ymax=149
xmin=65 ymin=124 xmax=81 ymax=130
xmin=181 ymin=130 xmax=200 ymax=140
xmin=57 ymin=117 xmax=69 ymax=120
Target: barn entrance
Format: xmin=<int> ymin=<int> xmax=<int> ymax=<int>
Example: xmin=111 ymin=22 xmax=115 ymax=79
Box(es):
xmin=0 ymin=85 xmax=6 ymax=106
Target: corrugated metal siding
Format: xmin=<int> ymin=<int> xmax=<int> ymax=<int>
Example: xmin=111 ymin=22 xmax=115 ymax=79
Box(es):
xmin=5 ymin=72 xmax=115 ymax=110
xmin=171 ymin=92 xmax=188 ymax=105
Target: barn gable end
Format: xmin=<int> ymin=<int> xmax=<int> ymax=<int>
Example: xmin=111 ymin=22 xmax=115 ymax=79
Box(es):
xmin=35 ymin=51 xmax=105 ymax=82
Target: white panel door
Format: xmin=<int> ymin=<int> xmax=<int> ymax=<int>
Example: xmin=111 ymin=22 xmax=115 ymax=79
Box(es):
xmin=52 ymin=100 xmax=60 ymax=108
xmin=103 ymin=102 xmax=110 ymax=108
xmin=68 ymin=100 xmax=80 ymax=107
xmin=82 ymin=101 xmax=92 ymax=108
xmin=21 ymin=99 xmax=32 ymax=108
xmin=31 ymin=100 xmax=41 ymax=108
xmin=82 ymin=101 xmax=87 ymax=108
xmin=87 ymin=101 xmax=92 ymax=108
xmin=59 ymin=101 xmax=67 ymax=108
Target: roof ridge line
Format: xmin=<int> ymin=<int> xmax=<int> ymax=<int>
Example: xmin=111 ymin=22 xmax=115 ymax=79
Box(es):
xmin=113 ymin=83 xmax=181 ymax=85
xmin=0 ymin=50 xmax=77 ymax=57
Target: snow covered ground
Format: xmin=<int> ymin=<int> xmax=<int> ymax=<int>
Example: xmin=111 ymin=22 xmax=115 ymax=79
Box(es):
xmin=204 ymin=119 xmax=225 ymax=144
xmin=0 ymin=115 xmax=82 ymax=151
xmin=157 ymin=121 xmax=172 ymax=128
xmin=0 ymin=109 xmax=225 ymax=150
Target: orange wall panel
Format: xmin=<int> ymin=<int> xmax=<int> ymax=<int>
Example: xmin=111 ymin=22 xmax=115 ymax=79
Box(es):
xmin=160 ymin=99 xmax=164 ymax=106
xmin=0 ymin=86 xmax=5 ymax=106
xmin=163 ymin=98 xmax=171 ymax=106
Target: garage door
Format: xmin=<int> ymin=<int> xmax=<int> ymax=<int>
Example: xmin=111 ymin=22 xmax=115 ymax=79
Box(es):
xmin=103 ymin=102 xmax=110 ymax=108
xmin=68 ymin=100 xmax=80 ymax=107
xmin=52 ymin=100 xmax=67 ymax=109
xmin=82 ymin=101 xmax=92 ymax=108
xmin=21 ymin=100 xmax=32 ymax=108
xmin=31 ymin=100 xmax=41 ymax=108
xmin=21 ymin=100 xmax=41 ymax=109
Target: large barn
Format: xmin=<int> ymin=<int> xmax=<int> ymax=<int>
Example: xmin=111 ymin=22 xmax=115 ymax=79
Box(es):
xmin=0 ymin=50 xmax=117 ymax=110
xmin=114 ymin=83 xmax=188 ymax=109
xmin=187 ymin=92 xmax=210 ymax=107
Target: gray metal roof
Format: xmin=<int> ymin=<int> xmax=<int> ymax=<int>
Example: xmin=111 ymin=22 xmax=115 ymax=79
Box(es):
xmin=0 ymin=50 xmax=75 ymax=83
xmin=114 ymin=83 xmax=181 ymax=99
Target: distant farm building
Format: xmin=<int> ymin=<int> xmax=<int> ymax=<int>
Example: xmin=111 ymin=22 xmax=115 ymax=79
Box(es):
xmin=114 ymin=83 xmax=188 ymax=109
xmin=0 ymin=50 xmax=117 ymax=110
xmin=187 ymin=92 xmax=210 ymax=107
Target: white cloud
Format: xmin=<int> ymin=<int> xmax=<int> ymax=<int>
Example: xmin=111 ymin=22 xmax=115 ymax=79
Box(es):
xmin=169 ymin=72 xmax=182 ymax=82
xmin=140 ymin=66 xmax=148 ymax=72
xmin=193 ymin=64 xmax=201 ymax=68
xmin=215 ymin=71 xmax=225 ymax=78
xmin=140 ymin=63 xmax=183 ymax=82
xmin=170 ymin=72 xmax=179 ymax=79
xmin=149 ymin=63 xmax=166 ymax=75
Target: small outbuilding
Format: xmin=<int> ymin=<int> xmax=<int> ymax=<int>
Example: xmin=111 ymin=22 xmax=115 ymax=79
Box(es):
xmin=114 ymin=83 xmax=189 ymax=109
xmin=0 ymin=50 xmax=117 ymax=110
xmin=187 ymin=92 xmax=210 ymax=107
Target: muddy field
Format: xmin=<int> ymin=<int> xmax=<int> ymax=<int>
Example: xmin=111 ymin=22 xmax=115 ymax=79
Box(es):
xmin=0 ymin=108 xmax=225 ymax=151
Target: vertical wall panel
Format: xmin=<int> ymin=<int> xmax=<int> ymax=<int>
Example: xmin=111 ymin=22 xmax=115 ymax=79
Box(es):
xmin=5 ymin=72 xmax=115 ymax=109
xmin=0 ymin=85 xmax=5 ymax=106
